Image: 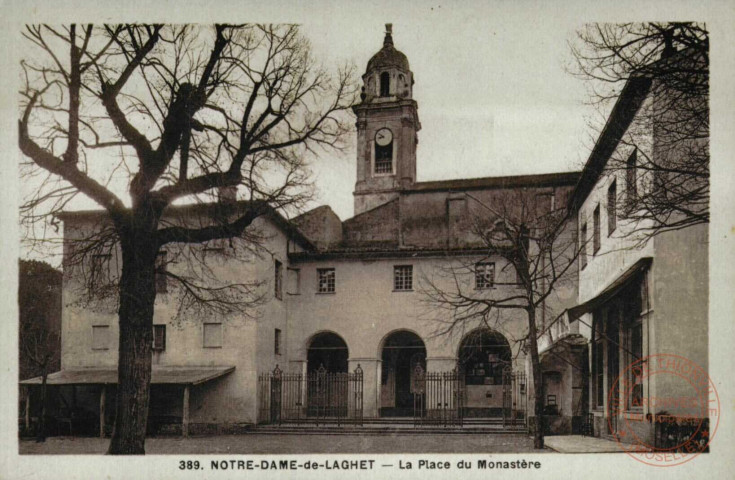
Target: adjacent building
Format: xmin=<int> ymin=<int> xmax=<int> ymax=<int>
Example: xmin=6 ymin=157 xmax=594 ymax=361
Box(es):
xmin=538 ymin=48 xmax=709 ymax=444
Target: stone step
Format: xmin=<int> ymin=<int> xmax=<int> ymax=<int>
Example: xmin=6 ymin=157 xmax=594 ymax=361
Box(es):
xmin=253 ymin=429 xmax=526 ymax=435
xmin=253 ymin=424 xmax=528 ymax=435
xmin=361 ymin=418 xmax=510 ymax=424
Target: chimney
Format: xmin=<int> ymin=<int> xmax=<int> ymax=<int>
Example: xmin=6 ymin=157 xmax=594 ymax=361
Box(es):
xmin=660 ymin=28 xmax=677 ymax=59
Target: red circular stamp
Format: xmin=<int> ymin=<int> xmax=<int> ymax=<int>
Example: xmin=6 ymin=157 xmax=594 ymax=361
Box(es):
xmin=608 ymin=354 xmax=719 ymax=467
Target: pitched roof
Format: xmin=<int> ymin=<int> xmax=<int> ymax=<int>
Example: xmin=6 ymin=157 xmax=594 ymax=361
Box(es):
xmin=289 ymin=246 xmax=496 ymax=262
xmin=20 ymin=366 xmax=236 ymax=386
xmin=568 ymin=76 xmax=652 ymax=212
xmin=56 ymin=200 xmax=315 ymax=250
xmin=408 ymin=171 xmax=580 ymax=193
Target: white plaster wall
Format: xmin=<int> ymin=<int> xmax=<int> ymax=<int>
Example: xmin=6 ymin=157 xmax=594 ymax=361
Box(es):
xmin=59 ymin=213 xmax=294 ymax=424
xmin=286 ymin=256 xmax=532 ymax=361
xmin=286 ymin=255 xmax=535 ymax=416
xmin=578 ymin=107 xmax=655 ymax=304
xmin=577 ymin=93 xmax=709 ymax=437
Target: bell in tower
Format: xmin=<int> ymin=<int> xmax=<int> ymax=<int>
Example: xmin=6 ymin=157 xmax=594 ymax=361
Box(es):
xmin=352 ymin=24 xmax=421 ymax=216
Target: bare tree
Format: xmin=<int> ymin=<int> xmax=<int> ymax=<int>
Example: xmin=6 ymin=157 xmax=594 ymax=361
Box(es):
xmin=19 ymin=260 xmax=62 ymax=442
xmin=18 ymin=24 xmax=357 ymax=454
xmin=569 ymin=23 xmax=709 ymax=242
xmin=421 ymin=190 xmax=580 ymax=449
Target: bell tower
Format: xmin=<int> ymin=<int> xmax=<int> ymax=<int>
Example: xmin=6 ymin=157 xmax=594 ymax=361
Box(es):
xmin=352 ymin=24 xmax=421 ymax=216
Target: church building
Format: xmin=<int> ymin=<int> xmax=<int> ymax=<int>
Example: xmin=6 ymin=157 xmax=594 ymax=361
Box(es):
xmin=20 ymin=25 xmax=709 ymax=447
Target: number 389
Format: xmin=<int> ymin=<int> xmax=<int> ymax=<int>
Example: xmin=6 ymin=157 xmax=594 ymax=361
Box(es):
xmin=179 ymin=460 xmax=201 ymax=470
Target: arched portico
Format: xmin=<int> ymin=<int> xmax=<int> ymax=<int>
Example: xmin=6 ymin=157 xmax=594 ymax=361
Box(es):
xmin=306 ymin=331 xmax=348 ymax=373
xmin=379 ymin=330 xmax=426 ymax=417
xmin=457 ymin=328 xmax=513 ymax=417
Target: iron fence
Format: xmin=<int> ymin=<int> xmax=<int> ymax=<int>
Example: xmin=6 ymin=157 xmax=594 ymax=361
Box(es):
xmin=258 ymin=364 xmax=363 ymax=426
xmin=502 ymin=369 xmax=528 ymax=428
xmin=413 ymin=365 xmax=465 ymax=427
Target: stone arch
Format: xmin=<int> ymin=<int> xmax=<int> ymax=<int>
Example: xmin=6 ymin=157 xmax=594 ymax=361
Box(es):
xmin=306 ymin=331 xmax=349 ymax=373
xmin=457 ymin=328 xmax=512 ymax=384
xmin=378 ymin=329 xmax=427 ymax=416
xmin=376 ymin=328 xmax=426 ymax=357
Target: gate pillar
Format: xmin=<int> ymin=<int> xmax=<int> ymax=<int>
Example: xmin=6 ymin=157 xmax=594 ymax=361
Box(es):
xmin=289 ymin=360 xmax=308 ymax=419
xmin=349 ymin=358 xmax=378 ymax=418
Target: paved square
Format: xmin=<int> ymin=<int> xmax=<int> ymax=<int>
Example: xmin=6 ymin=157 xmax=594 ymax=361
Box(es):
xmin=20 ymin=433 xmax=542 ymax=455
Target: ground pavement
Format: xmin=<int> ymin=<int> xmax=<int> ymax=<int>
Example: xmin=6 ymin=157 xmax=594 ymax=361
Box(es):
xmin=544 ymin=435 xmax=628 ymax=453
xmin=19 ymin=433 xmax=542 ymax=455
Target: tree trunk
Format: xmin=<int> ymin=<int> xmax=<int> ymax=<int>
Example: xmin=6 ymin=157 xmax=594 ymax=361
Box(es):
xmin=35 ymin=365 xmax=48 ymax=443
xmin=107 ymin=227 xmax=158 ymax=455
xmin=526 ymin=307 xmax=545 ymax=449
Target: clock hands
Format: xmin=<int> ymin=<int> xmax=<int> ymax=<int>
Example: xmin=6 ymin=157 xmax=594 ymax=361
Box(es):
xmin=375 ymin=129 xmax=392 ymax=146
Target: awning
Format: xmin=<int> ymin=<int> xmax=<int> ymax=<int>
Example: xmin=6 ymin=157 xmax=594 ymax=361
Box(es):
xmin=540 ymin=333 xmax=588 ymax=360
xmin=20 ymin=366 xmax=235 ymax=386
xmin=568 ymin=256 xmax=652 ymax=322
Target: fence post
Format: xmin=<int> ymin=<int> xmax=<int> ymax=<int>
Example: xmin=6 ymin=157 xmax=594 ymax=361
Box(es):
xmin=273 ymin=365 xmax=282 ymax=425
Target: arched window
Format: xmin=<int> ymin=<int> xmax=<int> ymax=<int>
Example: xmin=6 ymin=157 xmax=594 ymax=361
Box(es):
xmin=375 ymin=138 xmax=393 ymax=173
xmin=458 ymin=329 xmax=511 ymax=386
xmin=307 ymin=332 xmax=348 ymax=373
xmin=380 ymin=72 xmax=390 ymax=96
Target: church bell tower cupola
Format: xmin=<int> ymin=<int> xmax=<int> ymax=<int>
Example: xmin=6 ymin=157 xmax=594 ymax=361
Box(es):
xmin=352 ymin=24 xmax=421 ymax=216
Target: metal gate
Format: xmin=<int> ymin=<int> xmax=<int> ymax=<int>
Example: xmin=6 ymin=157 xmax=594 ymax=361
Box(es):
xmin=502 ymin=368 xmax=528 ymax=428
xmin=413 ymin=365 xmax=464 ymax=427
xmin=258 ymin=364 xmax=363 ymax=425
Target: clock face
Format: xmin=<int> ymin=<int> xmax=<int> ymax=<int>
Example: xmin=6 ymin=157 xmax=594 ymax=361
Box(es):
xmin=375 ymin=128 xmax=393 ymax=146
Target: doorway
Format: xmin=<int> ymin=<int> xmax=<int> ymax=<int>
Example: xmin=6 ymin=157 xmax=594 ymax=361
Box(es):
xmin=380 ymin=331 xmax=426 ymax=417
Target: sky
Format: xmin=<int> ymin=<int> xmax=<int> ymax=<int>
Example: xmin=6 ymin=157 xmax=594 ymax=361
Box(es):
xmin=298 ymin=9 xmax=593 ymax=219
xmin=7 ymin=0 xmax=726 ymax=263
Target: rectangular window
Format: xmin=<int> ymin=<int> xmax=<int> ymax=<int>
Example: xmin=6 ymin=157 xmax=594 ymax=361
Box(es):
xmin=203 ymin=323 xmax=223 ymax=348
xmin=626 ymin=149 xmax=637 ymax=199
xmin=90 ymin=254 xmax=112 ymax=285
xmin=274 ymin=260 xmax=283 ymax=300
xmin=580 ymin=222 xmax=588 ymax=269
xmin=593 ymin=205 xmax=601 ymax=254
xmin=92 ymin=325 xmax=110 ymax=350
xmin=287 ymin=268 xmax=301 ymax=295
xmin=593 ymin=312 xmax=604 ymax=407
xmin=393 ymin=265 xmax=413 ymax=291
xmin=155 ymin=251 xmax=168 ymax=294
xmin=274 ymin=328 xmax=282 ymax=355
xmin=640 ymin=270 xmax=650 ymax=314
xmin=535 ymin=191 xmax=555 ymax=212
xmin=317 ymin=268 xmax=335 ymax=293
xmin=628 ymin=321 xmax=643 ymax=409
xmin=153 ymin=325 xmax=166 ymax=351
xmin=595 ymin=338 xmax=604 ymax=407
xmin=607 ymin=180 xmax=617 ymax=235
xmin=475 ymin=262 xmax=495 ymax=289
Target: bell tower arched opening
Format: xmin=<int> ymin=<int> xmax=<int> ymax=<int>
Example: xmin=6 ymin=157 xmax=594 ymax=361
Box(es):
xmin=380 ymin=71 xmax=390 ymax=96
